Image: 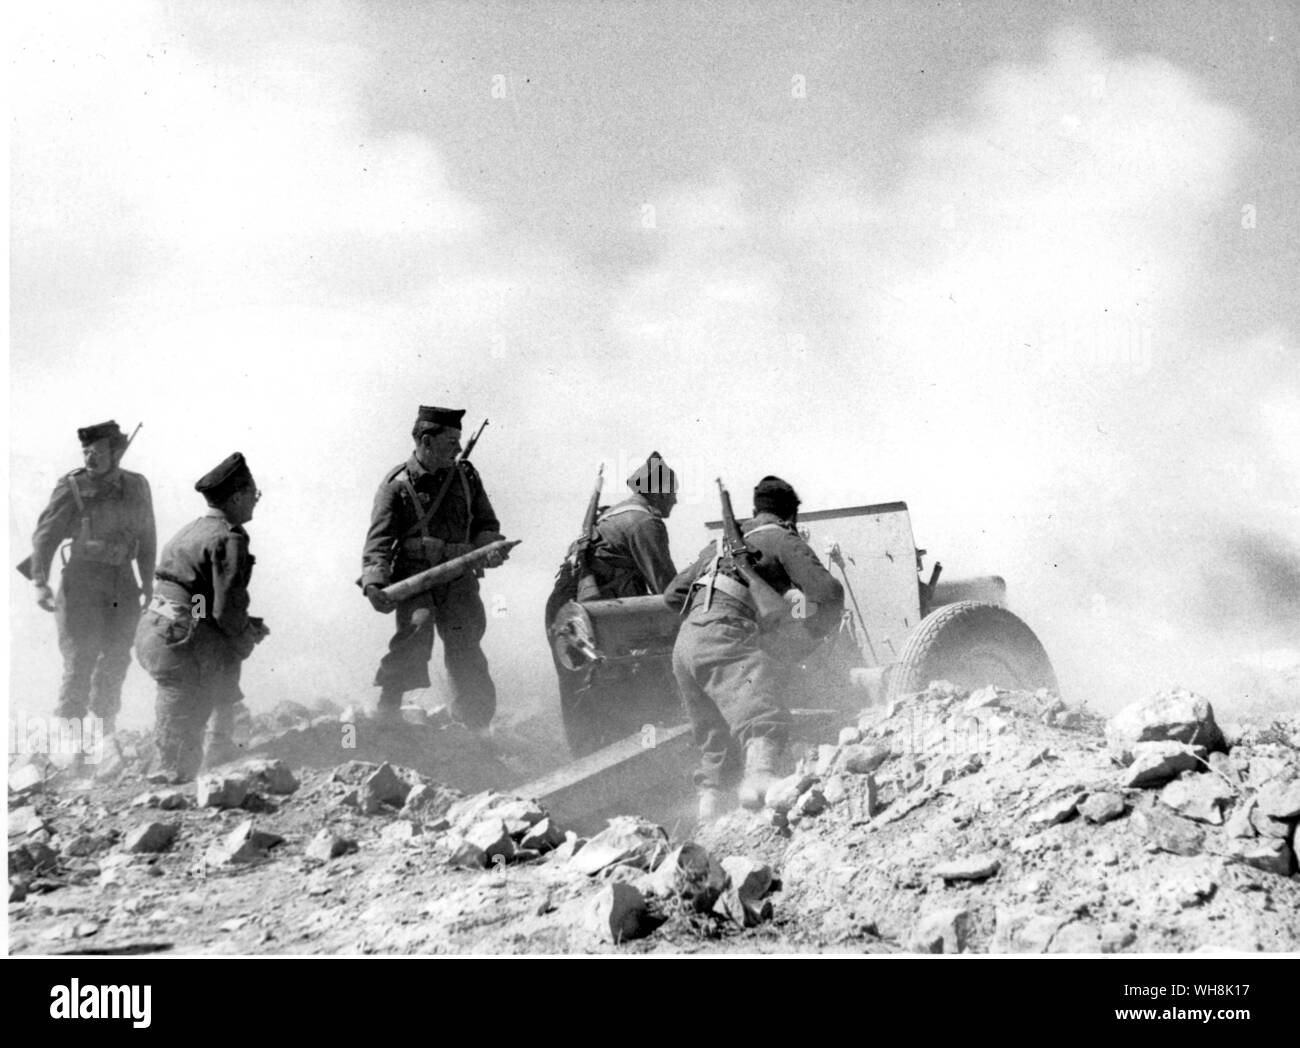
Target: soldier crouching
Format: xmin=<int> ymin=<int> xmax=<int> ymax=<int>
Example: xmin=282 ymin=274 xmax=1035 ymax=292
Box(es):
xmin=135 ymin=453 xmax=268 ymax=783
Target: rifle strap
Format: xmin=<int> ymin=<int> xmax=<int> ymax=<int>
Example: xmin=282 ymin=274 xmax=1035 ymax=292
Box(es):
xmin=743 ymin=523 xmax=785 ymax=538
xmin=599 ymin=503 xmax=652 ymax=522
xmin=400 ymin=464 xmax=465 ymax=540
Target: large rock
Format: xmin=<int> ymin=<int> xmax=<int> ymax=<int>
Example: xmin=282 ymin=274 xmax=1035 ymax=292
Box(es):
xmin=765 ymin=773 xmax=816 ymax=814
xmin=1248 ymin=805 xmax=1292 ymax=840
xmin=1107 ymin=688 xmax=1226 ymax=758
xmin=840 ymin=743 xmax=890 ymax=776
xmin=569 ymin=817 xmax=668 ymax=876
xmin=519 ymin=818 xmax=565 ymax=854
xmin=206 ymin=820 xmax=284 ymax=865
xmin=1078 ymin=792 xmax=1127 ymax=824
xmin=123 ymin=821 xmax=177 ymax=854
xmin=490 ymin=798 xmax=546 ymax=839
xmin=240 ymin=759 xmax=299 ymax=795
xmin=359 ymin=763 xmax=411 ymax=813
xmin=912 ymin=908 xmax=971 ymax=953
xmin=641 ymin=843 xmax=728 ymax=912
xmin=1258 ymin=779 xmax=1300 ymax=821
xmin=463 ymin=820 xmax=516 ymax=865
xmin=305 ymin=830 xmax=357 ymax=861
xmin=130 ymin=788 xmax=189 ymax=811
xmin=1224 ymin=798 xmax=1257 ymax=840
xmin=1121 ymin=742 xmax=1205 ymax=789
xmin=1159 ymin=775 xmax=1234 ymax=825
xmin=1129 ymin=804 xmax=1204 ymax=856
xmin=8 ymin=764 xmax=45 ymax=795
xmin=580 ymin=882 xmax=650 ymax=944
xmin=1227 ymin=837 xmax=1292 ymax=876
xmin=401 ymin=783 xmax=460 ymax=825
xmin=1029 ymin=793 xmax=1084 ymax=828
xmin=196 ymin=774 xmax=250 ymax=809
xmin=992 ymin=909 xmax=1065 ymax=954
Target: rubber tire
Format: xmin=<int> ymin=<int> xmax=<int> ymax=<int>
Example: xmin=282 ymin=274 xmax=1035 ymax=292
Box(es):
xmin=885 ymin=600 xmax=1057 ymax=702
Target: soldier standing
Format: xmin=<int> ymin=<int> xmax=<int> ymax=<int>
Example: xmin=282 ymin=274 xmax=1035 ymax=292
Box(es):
xmin=665 ymin=476 xmax=843 ymax=822
xmin=545 ymin=452 xmax=680 ymax=754
xmin=360 ymin=406 xmax=508 ymax=730
xmin=135 ymin=453 xmax=268 ymax=783
xmin=24 ymin=420 xmax=156 ymax=737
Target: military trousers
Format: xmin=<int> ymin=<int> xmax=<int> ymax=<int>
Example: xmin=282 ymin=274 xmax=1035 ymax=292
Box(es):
xmin=374 ymin=570 xmax=496 ymax=729
xmin=54 ymin=562 xmax=140 ymax=724
xmin=671 ymin=600 xmax=790 ymax=790
xmin=135 ymin=611 xmax=242 ymax=782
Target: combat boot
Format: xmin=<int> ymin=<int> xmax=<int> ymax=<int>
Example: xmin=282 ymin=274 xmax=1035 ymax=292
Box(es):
xmin=737 ymin=735 xmax=782 ymax=811
xmin=373 ymin=686 xmax=405 ymax=724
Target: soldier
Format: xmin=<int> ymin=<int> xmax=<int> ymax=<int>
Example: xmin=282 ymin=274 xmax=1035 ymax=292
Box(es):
xmin=665 ymin=476 xmax=844 ymax=822
xmin=360 ymin=406 xmax=508 ymax=730
xmin=545 ymin=452 xmax=680 ymax=754
xmin=24 ymin=420 xmax=156 ymax=738
xmin=135 ymin=453 xmax=268 ymax=783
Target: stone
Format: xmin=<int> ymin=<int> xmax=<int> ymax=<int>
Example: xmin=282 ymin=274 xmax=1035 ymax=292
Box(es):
xmin=1227 ymin=837 xmax=1292 ymax=876
xmin=721 ymin=856 xmax=773 ymax=907
xmin=1092 ymin=844 xmax=1119 ymax=867
xmin=1048 ymin=921 xmax=1102 ymax=954
xmin=821 ymin=775 xmax=847 ymax=807
xmin=1248 ymin=805 xmax=1292 ymax=840
xmin=240 ymin=759 xmax=299 ymax=795
xmin=401 ymin=783 xmax=460 ymax=824
xmin=62 ymin=834 xmax=110 ymax=857
xmin=329 ymin=759 xmax=378 ymax=784
xmin=569 ymin=817 xmax=668 ymax=876
xmin=912 ymin=908 xmax=971 ymax=954
xmin=992 ymin=909 xmax=1064 ymax=954
xmin=381 ymin=821 xmax=422 ymax=845
xmin=581 ymin=882 xmax=649 ymax=943
xmin=8 ymin=764 xmax=45 ymax=794
xmin=1021 ymin=747 xmax=1052 ymax=770
xmin=207 ymin=820 xmax=284 ymax=864
xmin=964 ymin=686 xmax=1006 ymax=712
xmin=123 ymin=821 xmax=177 ymax=854
xmin=713 ymin=886 xmax=774 ymax=928
xmin=1078 ymin=792 xmax=1127 ymax=824
xmin=305 ymin=830 xmax=356 ymax=861
xmin=1128 ymin=804 xmax=1204 ymax=856
xmin=837 ymin=726 xmax=862 ymax=746
xmin=550 ymin=833 xmax=585 ymax=863
xmin=1106 ymin=688 xmax=1226 ymax=758
xmin=447 ymin=837 xmax=488 ymax=869
xmin=1121 ymin=742 xmax=1205 ymax=789
xmin=641 ymin=843 xmax=728 ymax=912
xmin=814 ymin=745 xmax=840 ymax=777
xmin=765 ymin=773 xmax=817 ymax=814
xmin=490 ymin=798 xmax=546 ymax=839
xmin=840 ymin=743 xmax=889 ymax=776
xmin=1159 ymin=775 xmax=1234 ymax=825
xmin=796 ymin=788 xmax=828 ymax=816
xmin=360 ymin=763 xmax=410 ymax=813
xmin=131 ymin=789 xmax=189 ymax=811
xmin=862 ymin=774 xmax=879 ymax=818
xmin=8 ymin=806 xmax=46 ymax=836
xmin=1028 ymin=793 xmax=1084 ymax=828
xmin=519 ymin=818 xmax=565 ymax=853
xmin=1224 ymin=798 xmax=1257 ymax=839
xmin=463 ymin=820 xmax=516 ymax=864
xmin=932 ymin=853 xmax=1001 ymax=882
xmin=1099 ymin=922 xmax=1137 ymax=953
xmin=196 ymin=774 xmax=250 ymax=810
xmin=1258 ymin=779 xmax=1300 ymax=821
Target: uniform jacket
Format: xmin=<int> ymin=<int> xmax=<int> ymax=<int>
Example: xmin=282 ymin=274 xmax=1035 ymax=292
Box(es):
xmin=665 ymin=512 xmax=844 ymax=638
xmin=587 ymin=494 xmax=677 ymax=597
xmin=361 ymin=455 xmax=500 ymax=590
xmin=30 ymin=468 xmax=156 ymax=587
xmin=153 ymin=510 xmax=260 ymax=661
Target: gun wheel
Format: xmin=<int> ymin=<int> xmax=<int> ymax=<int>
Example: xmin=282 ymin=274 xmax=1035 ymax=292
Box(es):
xmin=886 ymin=600 xmax=1057 ymax=702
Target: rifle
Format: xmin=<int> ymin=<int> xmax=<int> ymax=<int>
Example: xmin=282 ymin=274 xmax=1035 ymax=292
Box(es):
xmin=716 ymin=477 xmax=791 ymax=630
xmin=460 ymin=418 xmax=488 ymax=463
xmin=572 ymin=465 xmax=604 ymax=602
xmin=17 ymin=422 xmax=143 ymax=581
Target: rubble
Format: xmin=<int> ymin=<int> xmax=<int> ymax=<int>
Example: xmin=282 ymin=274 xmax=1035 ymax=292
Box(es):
xmin=241 ymin=759 xmax=300 ymax=796
xmin=840 ymin=743 xmax=889 ymax=775
xmin=1078 ymin=792 xmax=1127 ymax=824
xmin=1106 ymin=688 xmax=1227 ymax=759
xmin=1128 ymin=804 xmax=1205 ymax=857
xmin=196 ymin=775 xmax=250 ymax=810
xmin=1121 ymin=742 xmax=1206 ymax=789
xmin=206 ymin=821 xmax=284 ymax=865
xmin=305 ymin=831 xmax=357 ymax=861
xmin=932 ymin=853 xmax=1001 ymax=882
xmin=641 ymin=843 xmax=728 ymax=912
xmin=359 ymin=763 xmax=411 ymax=813
xmin=578 ymin=882 xmax=651 ymax=943
xmin=912 ymin=908 xmax=971 ymax=953
xmin=569 ymin=817 xmax=668 ymax=876
xmin=1159 ymin=776 xmax=1234 ymax=825
xmin=130 ymin=788 xmax=189 ymax=810
xmin=765 ymin=773 xmax=816 ymax=814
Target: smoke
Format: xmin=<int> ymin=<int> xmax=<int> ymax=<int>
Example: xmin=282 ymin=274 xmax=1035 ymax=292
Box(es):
xmin=9 ymin=11 xmax=1298 ymax=729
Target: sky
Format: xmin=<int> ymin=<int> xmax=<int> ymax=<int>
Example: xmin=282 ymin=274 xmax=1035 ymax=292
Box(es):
xmin=8 ymin=0 xmax=1300 ymax=728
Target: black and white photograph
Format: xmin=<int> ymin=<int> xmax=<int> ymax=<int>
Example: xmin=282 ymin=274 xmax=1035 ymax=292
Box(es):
xmin=6 ymin=0 xmax=1299 ymax=977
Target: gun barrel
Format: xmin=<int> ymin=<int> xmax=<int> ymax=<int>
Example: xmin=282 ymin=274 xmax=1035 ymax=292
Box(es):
xmin=381 ymin=539 xmax=519 ymax=603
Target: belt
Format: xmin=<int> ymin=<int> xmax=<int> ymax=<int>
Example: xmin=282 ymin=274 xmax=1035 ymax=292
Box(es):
xmin=148 ymin=594 xmax=192 ymax=621
xmin=688 ymin=573 xmax=756 ymax=615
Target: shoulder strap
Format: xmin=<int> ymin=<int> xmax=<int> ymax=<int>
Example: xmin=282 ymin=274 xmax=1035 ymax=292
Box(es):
xmin=457 ymin=466 xmax=474 ymax=542
xmin=743 ymin=523 xmax=786 ymax=538
xmin=599 ymin=503 xmax=653 ymax=522
xmin=401 ymin=464 xmax=463 ymax=540
xmin=65 ymin=473 xmax=86 ymax=515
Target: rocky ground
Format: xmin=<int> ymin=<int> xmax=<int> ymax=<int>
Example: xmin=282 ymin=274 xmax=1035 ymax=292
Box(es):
xmin=8 ymin=685 xmax=1300 ymax=955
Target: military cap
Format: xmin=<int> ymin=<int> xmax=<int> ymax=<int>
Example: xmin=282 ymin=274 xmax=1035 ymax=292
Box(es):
xmin=627 ymin=451 xmax=678 ymax=495
xmin=194 ymin=452 xmax=254 ymax=499
xmin=413 ymin=406 xmax=466 ymax=437
xmin=753 ymin=475 xmax=800 ymax=518
xmin=77 ymin=420 xmax=125 ymax=446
